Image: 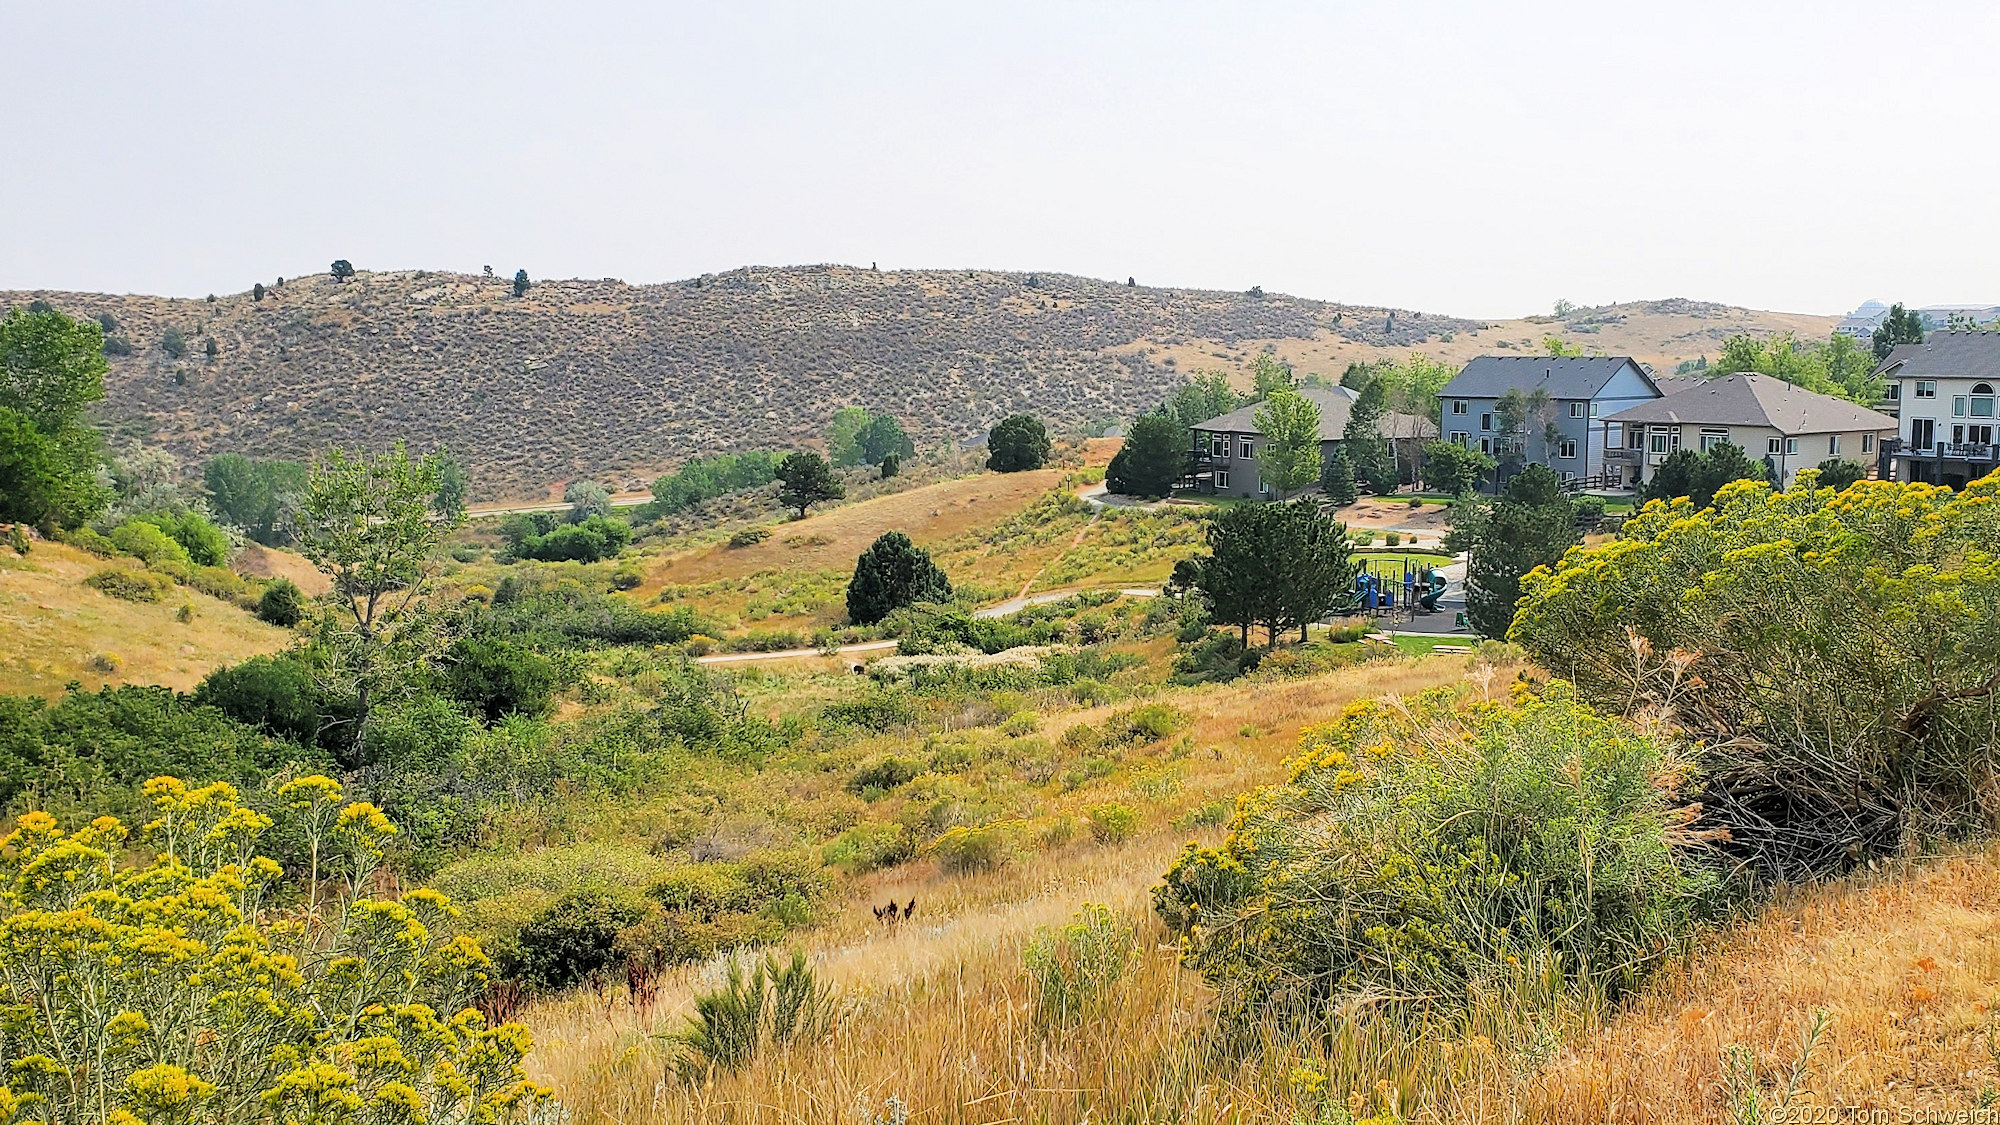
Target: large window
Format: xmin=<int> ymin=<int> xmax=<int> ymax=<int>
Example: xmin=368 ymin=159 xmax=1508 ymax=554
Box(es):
xmin=1238 ymin=438 xmax=1254 ymax=460
xmin=1628 ymin=428 xmax=1645 ymax=449
xmin=1884 ymin=383 xmax=1901 ymax=401
xmin=1913 ymin=418 xmax=1936 ymax=451
xmin=1214 ymin=469 xmax=1229 ymax=489
xmin=1451 ymin=431 xmax=1470 ymax=447
xmin=1649 ymin=431 xmax=1671 ymax=454
xmin=1699 ymin=429 xmax=1729 ymax=452
xmin=1973 ymin=383 xmax=1995 ymax=418
xmin=1569 ymin=402 xmax=1584 ymax=418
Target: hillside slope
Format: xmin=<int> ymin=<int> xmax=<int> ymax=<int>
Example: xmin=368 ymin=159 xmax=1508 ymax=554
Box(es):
xmin=4 ymin=269 xmax=1830 ymax=499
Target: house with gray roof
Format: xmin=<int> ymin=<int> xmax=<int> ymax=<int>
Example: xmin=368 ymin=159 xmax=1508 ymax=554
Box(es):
xmin=1180 ymin=386 xmax=1436 ymax=499
xmin=1601 ymin=373 xmax=1896 ymax=489
xmin=1436 ymin=356 xmax=1663 ymax=489
xmin=1876 ymin=331 xmax=2000 ymax=488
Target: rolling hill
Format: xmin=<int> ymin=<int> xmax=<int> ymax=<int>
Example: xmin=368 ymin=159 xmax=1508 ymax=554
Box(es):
xmin=2 ymin=267 xmax=1834 ymax=500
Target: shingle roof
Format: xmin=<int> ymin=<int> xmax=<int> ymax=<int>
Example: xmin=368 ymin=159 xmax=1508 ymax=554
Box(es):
xmin=1189 ymin=387 xmax=1436 ymax=441
xmin=1874 ymin=331 xmax=2000 ymax=380
xmin=1439 ymin=355 xmax=1657 ymax=400
xmin=1603 ymin=373 xmax=1896 ymax=435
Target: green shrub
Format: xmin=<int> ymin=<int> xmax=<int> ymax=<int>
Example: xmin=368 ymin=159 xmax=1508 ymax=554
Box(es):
xmin=62 ymin=526 xmax=118 ymax=557
xmin=192 ymin=655 xmax=322 ymax=747
xmin=728 ymin=526 xmax=771 ymax=548
xmin=83 ymin=567 xmax=175 ymax=602
xmin=1154 ymin=683 xmax=1719 ymax=1025
xmin=610 ymin=560 xmax=645 ymax=589
xmin=444 ymin=635 xmax=558 ymax=722
xmin=927 ymin=819 xmax=1022 ymax=874
xmin=108 ymin=520 xmax=189 ymax=567
xmin=821 ymin=690 xmax=918 ymax=732
xmin=1113 ymin=703 xmax=1186 ymax=744
xmin=1086 ymin=801 xmax=1138 ymax=844
xmin=256 ymin=577 xmax=306 ymax=626
xmin=134 ymin=510 xmax=230 ymax=567
xmin=822 ymin=821 xmax=914 ymax=873
xmin=848 ymin=753 xmax=926 ymax=794
xmin=847 ymin=532 xmax=952 ymax=625
xmin=186 ymin=564 xmax=249 ymax=600
xmin=1022 ymin=903 xmax=1134 ymax=1028
xmin=5 ymin=525 xmax=28 ymax=556
xmin=509 ymin=888 xmax=652 ymax=991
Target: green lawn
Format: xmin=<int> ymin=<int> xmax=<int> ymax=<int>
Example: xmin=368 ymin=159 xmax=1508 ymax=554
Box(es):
xmin=1389 ymin=633 xmax=1477 ymax=656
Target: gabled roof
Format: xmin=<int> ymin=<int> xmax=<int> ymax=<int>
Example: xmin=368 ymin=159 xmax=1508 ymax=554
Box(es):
xmin=1189 ymin=386 xmax=1436 ymax=441
xmin=1650 ymin=374 xmax=1706 ymax=397
xmin=1603 ymin=373 xmax=1896 ymax=436
xmin=1874 ymin=331 xmax=2000 ymax=380
xmin=1439 ymin=355 xmax=1658 ymax=401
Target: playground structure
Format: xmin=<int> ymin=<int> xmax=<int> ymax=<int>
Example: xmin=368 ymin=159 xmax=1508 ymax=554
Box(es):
xmin=1352 ymin=557 xmax=1449 ymax=622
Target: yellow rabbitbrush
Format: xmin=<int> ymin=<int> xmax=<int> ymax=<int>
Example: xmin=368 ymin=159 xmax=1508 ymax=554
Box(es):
xmin=0 ymin=777 xmax=556 ymax=1125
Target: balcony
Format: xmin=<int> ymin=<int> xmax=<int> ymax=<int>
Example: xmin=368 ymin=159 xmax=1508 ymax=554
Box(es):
xmin=1603 ymin=447 xmax=1643 ymax=465
xmin=1890 ymin=441 xmax=1998 ymax=462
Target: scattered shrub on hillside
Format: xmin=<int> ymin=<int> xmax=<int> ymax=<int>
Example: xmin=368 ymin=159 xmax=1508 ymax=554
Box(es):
xmin=822 ymin=690 xmax=919 ymax=733
xmin=1154 ymin=683 xmax=1720 ymax=1025
xmin=1023 ymin=903 xmax=1135 ymax=1029
xmin=256 ymin=576 xmax=306 ymax=625
xmin=610 ymin=560 xmax=645 ymax=589
xmin=107 ymin=519 xmax=190 ymax=567
xmin=1515 ymin=477 xmax=2000 ymax=880
xmin=728 ymin=526 xmax=772 ymax=547
xmin=478 ymin=573 xmax=710 ymax=647
xmin=822 ymin=821 xmax=915 ymax=874
xmin=132 ymin=509 xmax=230 ymax=567
xmin=848 ymin=753 xmax=927 ymax=795
xmin=647 ymin=451 xmax=781 ymax=518
xmin=5 ymin=525 xmax=27 ymax=555
xmin=191 ymin=654 xmax=323 ymax=747
xmin=509 ymin=514 xmax=632 ymax=563
xmin=927 ymin=819 xmax=1024 ymax=874
xmin=0 ymin=776 xmax=552 ymax=1122
xmin=1087 ymin=801 xmax=1138 ymax=844
xmin=510 ymin=888 xmax=652 ymax=992
xmin=83 ymin=566 xmax=175 ymax=602
xmin=62 ymin=525 xmax=118 ymax=556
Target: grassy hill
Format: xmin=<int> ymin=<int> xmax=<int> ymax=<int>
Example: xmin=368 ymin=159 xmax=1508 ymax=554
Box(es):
xmin=3 ymin=268 xmax=1830 ymax=500
xmin=0 ymin=539 xmax=294 ymax=696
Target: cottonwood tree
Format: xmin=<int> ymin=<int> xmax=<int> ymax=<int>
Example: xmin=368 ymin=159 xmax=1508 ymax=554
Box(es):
xmin=564 ymin=479 xmax=612 ymax=521
xmin=1421 ymin=439 xmax=1495 ymax=496
xmin=1250 ymin=354 xmax=1293 ymax=400
xmin=857 ymin=413 xmax=914 ymax=466
xmin=432 ymin=448 xmax=469 ymax=519
xmin=0 ymin=306 xmax=111 ymax=528
xmin=293 ymin=443 xmax=465 ymax=746
xmin=1162 ymin=371 xmax=1238 ymax=427
xmin=1254 ymin=389 xmax=1322 ymax=499
xmin=776 ymin=450 xmax=843 ymax=517
xmin=204 ymin=453 xmax=308 ymax=545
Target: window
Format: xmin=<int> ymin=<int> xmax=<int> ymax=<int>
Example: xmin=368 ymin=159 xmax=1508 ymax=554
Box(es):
xmin=1862 ymin=433 xmax=1874 ymax=454
xmin=1828 ymin=434 xmax=1840 ymax=456
xmin=1238 ymin=438 xmax=1253 ymax=460
xmin=1628 ymin=428 xmax=1645 ymax=449
xmin=1480 ymin=412 xmax=1493 ymax=432
xmin=1259 ymin=480 xmax=1270 ymax=496
xmin=1214 ymin=469 xmax=1229 ymax=489
xmin=1954 ymin=396 xmax=1968 ymax=417
xmin=1913 ymin=418 xmax=1936 ymax=451
xmin=1974 ymin=385 xmax=1996 ymax=418
xmin=1560 ymin=470 xmax=1577 ymax=485
xmin=1884 ymin=383 xmax=1901 ymax=401
xmin=1785 ymin=437 xmax=1799 ymax=456
xmin=1649 ymin=431 xmax=1671 ymax=454
xmin=1452 ymin=400 xmax=1468 ymax=415
xmin=1972 ymin=425 xmax=1995 ymax=445
xmin=1699 ymin=429 xmax=1729 ymax=453
xmin=1977 ymin=383 xmax=1996 ymax=394
xmin=1916 ymin=380 xmax=1937 ymax=399
xmin=1589 ymin=401 xmax=1600 ymax=417
xmin=1479 ymin=437 xmax=1492 ymax=455
xmin=1569 ymin=402 xmax=1584 ymax=418
xmin=1451 ymin=431 xmax=1470 ymax=447
xmin=1767 ymin=437 xmax=1783 ymax=455
xmin=1558 ymin=439 xmax=1577 ymax=459
xmin=1953 ymin=424 xmax=1965 ymax=444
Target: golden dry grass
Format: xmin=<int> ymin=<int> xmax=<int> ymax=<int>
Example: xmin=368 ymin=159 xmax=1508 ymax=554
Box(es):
xmin=514 ymin=657 xmax=1509 ymax=1123
xmin=1535 ymin=844 xmax=2000 ymax=1122
xmin=0 ymin=540 xmax=292 ymax=697
xmin=230 ymin=543 xmax=334 ymax=596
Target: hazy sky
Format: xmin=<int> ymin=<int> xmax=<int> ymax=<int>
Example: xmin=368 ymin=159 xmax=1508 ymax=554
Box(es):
xmin=5 ymin=1 xmax=1996 ymax=317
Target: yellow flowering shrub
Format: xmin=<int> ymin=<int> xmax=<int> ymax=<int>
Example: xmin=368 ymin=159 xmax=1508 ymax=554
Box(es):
xmin=1513 ymin=473 xmax=2000 ymax=879
xmin=0 ymin=776 xmax=557 ymax=1124
xmin=1153 ymin=685 xmax=1717 ymax=1025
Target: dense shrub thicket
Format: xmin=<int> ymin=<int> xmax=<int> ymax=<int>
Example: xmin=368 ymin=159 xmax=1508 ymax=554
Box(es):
xmin=1155 ymin=684 xmax=1719 ymax=1024
xmin=1514 ymin=475 xmax=2000 ymax=879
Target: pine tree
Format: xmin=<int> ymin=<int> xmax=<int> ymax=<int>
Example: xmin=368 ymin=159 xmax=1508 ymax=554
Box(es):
xmin=513 ymin=269 xmax=530 ymax=298
xmin=1321 ymin=447 xmax=1357 ymax=507
xmin=776 ymin=450 xmax=843 ymax=518
xmin=846 ymin=532 xmax=953 ymax=625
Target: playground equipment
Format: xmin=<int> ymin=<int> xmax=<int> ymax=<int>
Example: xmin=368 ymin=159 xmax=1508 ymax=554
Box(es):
xmin=1353 ymin=559 xmax=1451 ymax=618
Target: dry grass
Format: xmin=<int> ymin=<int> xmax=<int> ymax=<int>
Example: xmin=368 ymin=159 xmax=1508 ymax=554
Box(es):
xmin=514 ymin=657 xmax=1509 ymax=1123
xmin=0 ymin=540 xmax=292 ymax=697
xmin=230 ymin=542 xmax=333 ymax=596
xmin=1535 ymin=844 xmax=2000 ymax=1122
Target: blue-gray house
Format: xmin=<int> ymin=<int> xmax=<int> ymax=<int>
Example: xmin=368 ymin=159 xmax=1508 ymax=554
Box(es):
xmin=1437 ymin=356 xmax=1665 ymax=489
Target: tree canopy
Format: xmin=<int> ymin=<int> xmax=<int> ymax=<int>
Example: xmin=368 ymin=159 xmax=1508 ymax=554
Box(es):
xmin=1716 ymin=332 xmax=1882 ymax=403
xmin=0 ymin=306 xmax=110 ymax=528
xmin=1637 ymin=442 xmax=1766 ymax=510
xmin=986 ymin=414 xmax=1051 ymax=473
xmin=776 ymin=450 xmax=843 ymax=517
xmin=1104 ymin=413 xmax=1188 ymax=499
xmin=1463 ymin=464 xmax=1578 ymax=639
xmin=1421 ymin=439 xmax=1495 ymax=496
xmin=1253 ymin=390 xmax=1322 ymax=498
xmin=847 ymin=531 xmax=953 ymax=625
xmin=1871 ymin=302 xmax=1925 ymax=362
xmin=1340 ymin=381 xmax=1396 ymax=494
xmin=204 ymin=454 xmax=309 ymax=546
xmin=1194 ymin=500 xmax=1357 ymax=645
xmin=1161 ymin=372 xmax=1239 ymax=428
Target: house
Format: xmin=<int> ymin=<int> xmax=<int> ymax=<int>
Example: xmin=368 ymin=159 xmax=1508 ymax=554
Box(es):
xmin=1876 ymin=331 xmax=2000 ymax=489
xmin=1179 ymin=387 xmax=1437 ymax=499
xmin=1834 ymin=300 xmax=1892 ymax=340
xmin=1601 ymin=373 xmax=1896 ymax=489
xmin=1436 ymin=356 xmax=1663 ymax=488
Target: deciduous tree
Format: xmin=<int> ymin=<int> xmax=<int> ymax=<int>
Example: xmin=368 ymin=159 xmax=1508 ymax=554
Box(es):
xmin=1253 ymin=390 xmax=1322 ymax=499
xmin=0 ymin=306 xmax=110 ymax=528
